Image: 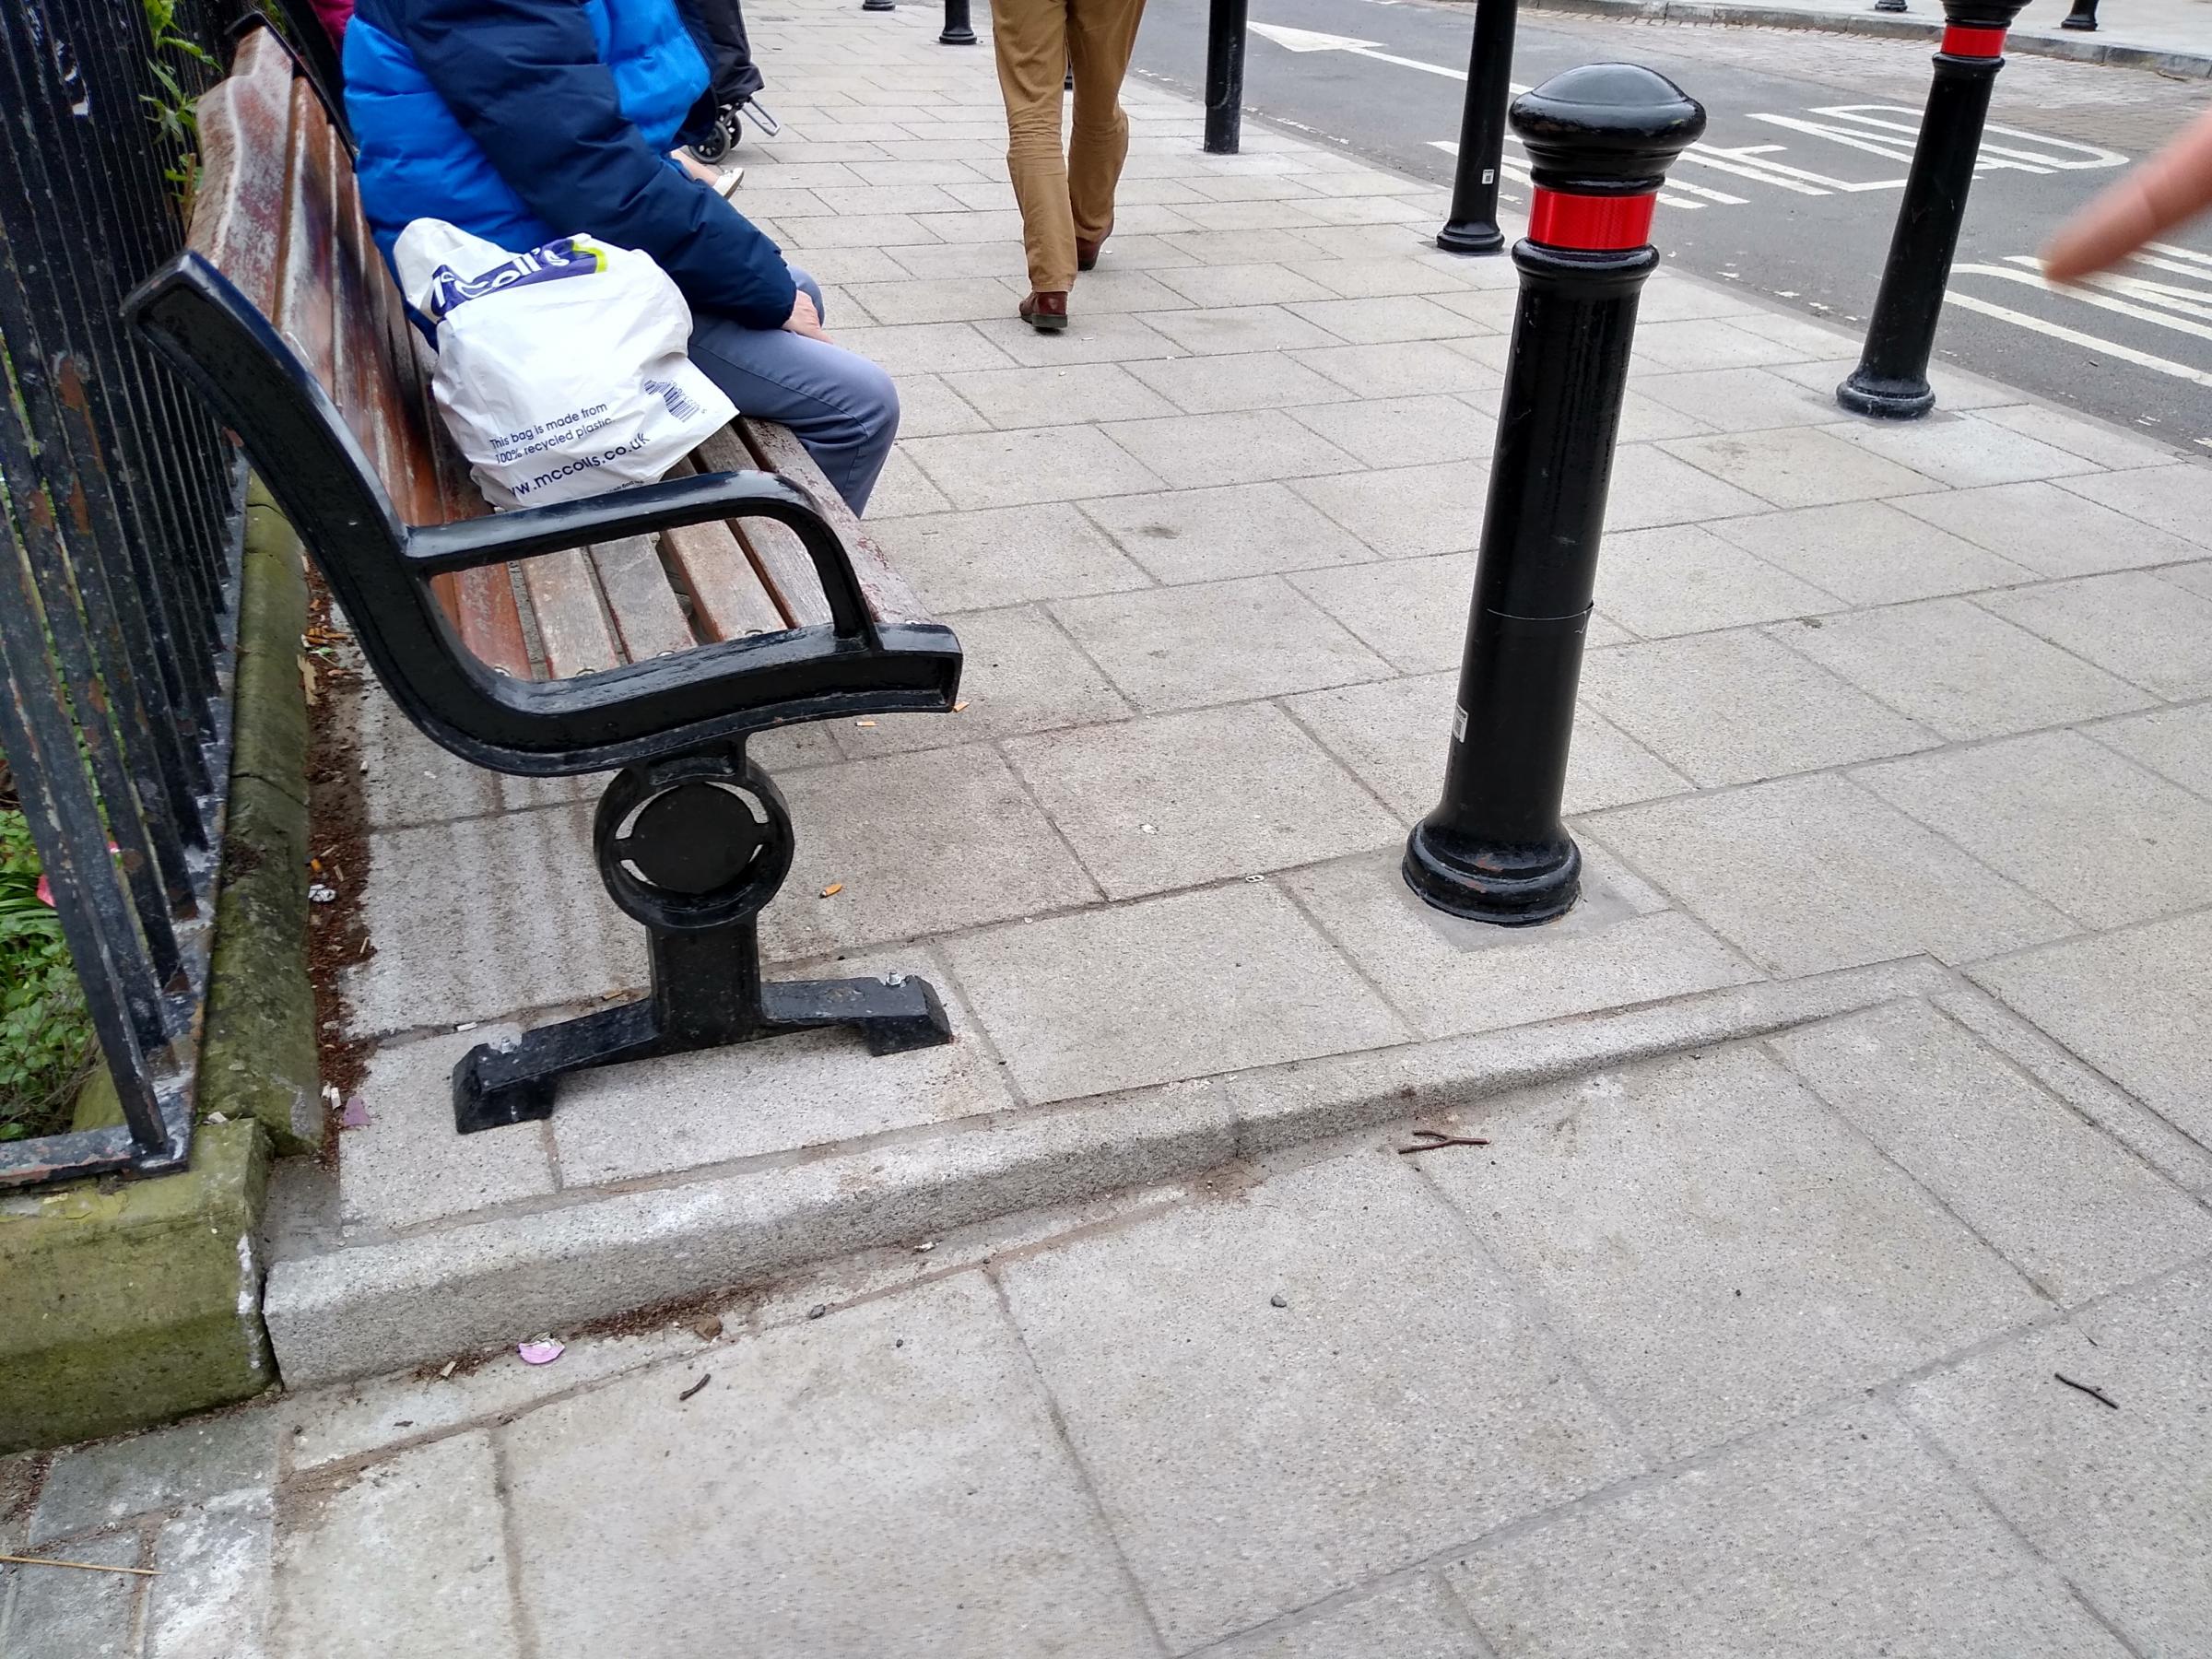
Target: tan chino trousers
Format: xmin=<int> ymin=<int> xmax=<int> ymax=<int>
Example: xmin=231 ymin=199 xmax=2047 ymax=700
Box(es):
xmin=990 ymin=0 xmax=1149 ymax=292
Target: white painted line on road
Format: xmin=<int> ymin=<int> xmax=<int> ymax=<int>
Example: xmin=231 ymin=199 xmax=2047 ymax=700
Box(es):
xmin=1677 ymin=145 xmax=1831 ymax=196
xmin=2148 ymin=241 xmax=2212 ymax=270
xmin=1430 ymin=140 xmax=1706 ymax=210
xmin=1960 ymin=261 xmax=2212 ymax=344
xmin=1943 ymin=290 xmax=2212 ymax=390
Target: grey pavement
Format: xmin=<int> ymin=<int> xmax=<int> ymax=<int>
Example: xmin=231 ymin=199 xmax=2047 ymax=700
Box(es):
xmin=251 ymin=0 xmax=2212 ymax=1392
xmin=18 ymin=0 xmax=2212 ymax=1646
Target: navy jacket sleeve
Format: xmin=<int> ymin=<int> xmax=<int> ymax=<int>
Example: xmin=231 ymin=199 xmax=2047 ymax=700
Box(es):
xmin=393 ymin=0 xmax=797 ymax=328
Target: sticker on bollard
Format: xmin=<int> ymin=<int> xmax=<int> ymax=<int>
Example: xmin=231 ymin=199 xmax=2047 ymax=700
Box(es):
xmin=1837 ymin=0 xmax=2032 ymax=419
xmin=1405 ymin=64 xmax=1704 ymax=927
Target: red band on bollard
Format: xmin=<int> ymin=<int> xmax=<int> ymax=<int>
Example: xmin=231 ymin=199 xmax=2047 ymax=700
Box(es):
xmin=1526 ymin=189 xmax=1656 ymax=251
xmin=1940 ymin=23 xmax=2007 ymax=54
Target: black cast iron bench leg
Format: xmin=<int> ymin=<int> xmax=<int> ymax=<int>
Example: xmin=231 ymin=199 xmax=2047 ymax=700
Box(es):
xmin=451 ymin=745 xmax=953 ymax=1135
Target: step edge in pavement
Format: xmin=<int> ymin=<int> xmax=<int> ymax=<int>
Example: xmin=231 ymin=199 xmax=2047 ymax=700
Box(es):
xmin=264 ymin=955 xmax=1952 ymax=1387
xmin=1522 ymin=0 xmax=2212 ymax=79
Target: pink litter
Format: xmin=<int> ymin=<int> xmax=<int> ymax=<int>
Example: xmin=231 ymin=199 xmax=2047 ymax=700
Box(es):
xmin=518 ymin=1338 xmax=565 ymax=1366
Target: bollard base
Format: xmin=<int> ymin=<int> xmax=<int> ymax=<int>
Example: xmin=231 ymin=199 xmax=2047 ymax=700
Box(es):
xmin=1402 ymin=822 xmax=1583 ymax=927
xmin=939 ymin=25 xmax=978 ymax=41
xmin=1437 ymin=218 xmax=1507 ymax=255
xmin=1835 ymin=368 xmax=1935 ymax=420
xmin=862 ymin=0 xmax=896 ymax=10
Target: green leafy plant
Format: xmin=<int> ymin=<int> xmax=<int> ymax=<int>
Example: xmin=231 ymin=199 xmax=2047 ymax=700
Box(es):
xmin=0 ymin=807 xmax=95 ymax=1141
xmin=141 ymin=0 xmax=216 ymax=210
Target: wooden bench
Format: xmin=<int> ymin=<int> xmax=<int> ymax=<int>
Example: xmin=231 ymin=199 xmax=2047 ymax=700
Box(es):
xmin=128 ymin=29 xmax=964 ymax=1135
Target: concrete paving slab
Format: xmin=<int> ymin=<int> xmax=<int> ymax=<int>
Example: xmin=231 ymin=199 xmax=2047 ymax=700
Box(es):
xmin=1593 ymin=523 xmax=1840 ymax=636
xmin=1004 ymin=703 xmax=1401 ymax=899
xmin=1775 ymin=599 xmax=2151 ymax=740
xmin=1291 ymin=340 xmax=1503 ymax=400
xmin=1631 ymin=365 xmax=1850 ymax=433
xmin=1199 ymin=1576 xmax=1484 ymax=1659
xmin=552 ymin=974 xmax=1017 ymax=1187
xmin=338 ymin=1026 xmax=555 ymax=1234
xmin=1588 ymin=773 xmax=2074 ymax=976
xmin=1974 ymin=911 xmax=2212 ymax=1147
xmin=270 ymin=1432 xmax=520 ymax=1659
xmin=1708 ymin=499 xmax=2034 ymax=606
xmin=1662 ymin=425 xmax=1943 ymax=509
xmin=935 ymin=361 xmax=1180 ymax=429
xmin=759 ymin=743 xmax=1100 ymax=961
xmin=1288 ymin=394 xmax=1495 ymax=470
xmin=1901 ymin=1261 xmax=2212 ymax=1657
xmin=1418 ymin=1046 xmax=2044 ymax=1461
xmin=1103 ymin=409 xmax=1363 ymax=488
xmin=1772 ymin=1000 xmax=2212 ymax=1305
xmin=1581 ymin=629 xmax=1937 ymax=787
xmin=1143 ymin=306 xmax=1344 ymax=358
xmin=1152 ymin=261 xmax=1336 ymax=307
xmin=500 ymin=1276 xmax=1159 ymax=1658
xmin=1284 ymin=294 xmax=1479 ymax=345
xmin=1982 ymin=571 xmax=2212 ymax=700
xmin=1051 ymin=574 xmax=1392 ymax=711
xmin=1289 ymin=460 xmax=1492 ymax=559
xmin=2092 ymin=702 xmax=2212 ymax=799
xmin=887 ymin=370 xmax=991 ymax=437
xmin=352 ymin=688 xmax=598 ymax=833
xmin=901 ymin=423 xmax=1167 ymax=509
xmin=1895 ymin=478 xmax=2207 ymax=579
xmin=1079 ymin=481 xmax=1372 ymax=583
xmin=866 ymin=501 xmax=1150 ymax=612
xmin=1630 ymin=317 xmax=1822 ymax=372
xmin=1122 ymin=348 xmax=1347 ymax=416
xmin=31 ymin=1408 xmax=279 ymax=1544
xmin=944 ymin=882 xmax=1408 ymax=1103
xmin=347 ymin=804 xmax=641 ymax=1036
xmin=831 ymin=603 xmax=1131 ymax=756
xmin=147 ymin=1491 xmax=273 ymax=1659
xmin=1822 ymin=410 xmax=2106 ymax=488
xmin=1854 ymin=730 xmax=2212 ymax=927
xmin=997 ymin=1153 xmax=1645 ymax=1651
xmin=2059 ymin=463 xmax=2212 ymax=549
xmin=1289 ymin=552 xmax=1486 ymax=673
xmin=0 ymin=1530 xmax=143 ymax=1656
xmin=1975 ymin=404 xmax=2186 ymax=472
xmin=1284 ymin=849 xmax=1759 ymax=1040
xmin=1447 ymin=1406 xmax=2127 ymax=1659
xmin=1600 ymin=443 xmax=1771 ymax=531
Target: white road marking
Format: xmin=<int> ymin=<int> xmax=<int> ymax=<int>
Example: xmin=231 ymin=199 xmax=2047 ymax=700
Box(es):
xmin=1942 ymin=290 xmax=2212 ymax=390
xmin=1430 ymin=139 xmax=1706 ymax=209
xmin=1957 ymin=261 xmax=2212 ymax=343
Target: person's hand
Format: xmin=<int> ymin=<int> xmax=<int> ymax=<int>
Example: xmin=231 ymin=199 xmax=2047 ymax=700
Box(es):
xmin=782 ymin=290 xmax=831 ymax=342
xmin=2043 ymin=105 xmax=2212 ymax=281
xmin=672 ymin=149 xmax=720 ymax=186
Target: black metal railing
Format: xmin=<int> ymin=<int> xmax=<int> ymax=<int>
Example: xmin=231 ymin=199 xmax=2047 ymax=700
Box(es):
xmin=0 ymin=0 xmax=253 ymax=1187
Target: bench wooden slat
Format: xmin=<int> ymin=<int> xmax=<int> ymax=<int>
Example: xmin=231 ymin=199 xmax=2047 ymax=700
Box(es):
xmin=274 ymin=80 xmax=335 ymax=400
xmin=187 ymin=32 xmax=292 ymax=318
xmin=692 ymin=429 xmax=831 ymax=629
xmin=735 ymin=419 xmax=935 ymax=629
xmin=660 ymin=519 xmax=785 ymax=640
xmin=591 ymin=537 xmax=697 ymax=661
xmin=520 ymin=552 xmax=622 ymax=677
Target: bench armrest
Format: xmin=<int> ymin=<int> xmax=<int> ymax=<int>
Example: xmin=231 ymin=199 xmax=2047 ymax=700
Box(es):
xmin=401 ymin=469 xmax=877 ymax=642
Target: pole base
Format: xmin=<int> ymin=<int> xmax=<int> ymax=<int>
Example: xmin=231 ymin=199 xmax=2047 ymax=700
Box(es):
xmin=1835 ymin=368 xmax=1935 ymax=419
xmin=1436 ymin=218 xmax=1506 ymax=255
xmin=1871 ymin=0 xmax=1908 ymax=12
xmin=939 ymin=25 xmax=977 ymax=41
xmin=2059 ymin=14 xmax=2096 ymax=26
xmin=1401 ymin=822 xmax=1582 ymax=927
xmin=861 ymin=1 xmax=896 ymax=11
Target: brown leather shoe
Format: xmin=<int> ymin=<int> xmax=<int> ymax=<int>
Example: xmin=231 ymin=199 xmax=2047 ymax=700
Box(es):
xmin=1076 ymin=222 xmax=1112 ymax=271
xmin=1019 ymin=290 xmax=1069 ymax=332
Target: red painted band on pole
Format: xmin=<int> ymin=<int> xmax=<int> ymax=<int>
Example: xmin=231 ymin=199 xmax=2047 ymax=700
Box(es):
xmin=1940 ymin=23 xmax=2007 ymax=55
xmin=1526 ymin=189 xmax=1656 ymax=251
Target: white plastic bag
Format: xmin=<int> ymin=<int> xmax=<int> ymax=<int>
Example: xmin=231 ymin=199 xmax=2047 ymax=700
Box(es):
xmin=394 ymin=218 xmax=735 ymax=510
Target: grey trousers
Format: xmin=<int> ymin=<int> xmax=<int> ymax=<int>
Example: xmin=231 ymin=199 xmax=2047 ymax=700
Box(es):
xmin=687 ymin=270 xmax=900 ymax=514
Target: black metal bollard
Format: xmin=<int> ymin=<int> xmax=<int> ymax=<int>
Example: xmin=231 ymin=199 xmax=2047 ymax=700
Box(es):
xmin=1837 ymin=0 xmax=2031 ymax=418
xmin=1205 ymin=0 xmax=1249 ymax=154
xmin=863 ymin=0 xmax=896 ymax=13
xmin=2061 ymin=0 xmax=2098 ymax=28
xmin=1437 ymin=0 xmax=1518 ymax=254
xmin=1405 ymin=64 xmax=1705 ymax=926
xmin=940 ymin=0 xmax=977 ymax=43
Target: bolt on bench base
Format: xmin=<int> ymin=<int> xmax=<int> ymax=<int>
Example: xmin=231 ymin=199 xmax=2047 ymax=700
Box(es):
xmin=453 ymin=935 xmax=953 ymax=1135
xmin=452 ymin=747 xmax=953 ymax=1135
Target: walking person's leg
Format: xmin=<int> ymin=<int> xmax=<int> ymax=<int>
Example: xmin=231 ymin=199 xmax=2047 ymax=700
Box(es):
xmin=990 ymin=0 xmax=1077 ymax=324
xmin=688 ymin=271 xmax=900 ymax=514
xmin=1067 ymin=0 xmax=1147 ymax=269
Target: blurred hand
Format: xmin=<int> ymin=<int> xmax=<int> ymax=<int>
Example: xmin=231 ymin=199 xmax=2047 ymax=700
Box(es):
xmin=2042 ymin=105 xmax=2212 ymax=281
xmin=782 ymin=289 xmax=830 ymax=342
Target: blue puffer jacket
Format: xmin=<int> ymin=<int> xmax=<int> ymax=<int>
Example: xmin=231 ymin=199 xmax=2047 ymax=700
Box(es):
xmin=346 ymin=0 xmax=796 ymax=329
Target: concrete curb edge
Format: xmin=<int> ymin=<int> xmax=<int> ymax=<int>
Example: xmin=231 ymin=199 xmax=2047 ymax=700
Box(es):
xmin=265 ymin=957 xmax=1953 ymax=1387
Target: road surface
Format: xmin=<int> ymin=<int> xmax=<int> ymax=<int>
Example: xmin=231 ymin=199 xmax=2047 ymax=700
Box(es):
xmin=1131 ymin=0 xmax=2212 ymax=445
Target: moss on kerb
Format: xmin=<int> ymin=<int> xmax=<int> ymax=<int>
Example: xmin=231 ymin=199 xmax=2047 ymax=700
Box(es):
xmin=0 ymin=1122 xmax=276 ymax=1453
xmin=202 ymin=481 xmax=323 ymax=1158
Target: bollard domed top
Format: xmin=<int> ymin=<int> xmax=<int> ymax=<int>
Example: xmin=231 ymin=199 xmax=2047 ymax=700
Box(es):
xmin=1510 ymin=65 xmax=1707 ymax=197
xmin=1940 ymin=0 xmax=2031 ymax=28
